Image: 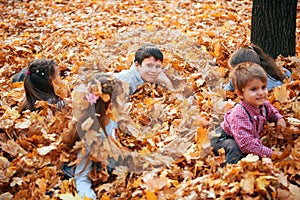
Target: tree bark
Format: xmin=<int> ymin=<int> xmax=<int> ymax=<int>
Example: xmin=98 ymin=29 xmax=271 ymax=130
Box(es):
xmin=251 ymin=0 xmax=297 ymax=59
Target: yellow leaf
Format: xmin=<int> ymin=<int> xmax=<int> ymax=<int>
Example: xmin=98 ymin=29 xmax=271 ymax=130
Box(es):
xmin=22 ymin=32 xmax=30 ymax=37
xmin=274 ymin=85 xmax=289 ymax=103
xmin=292 ymin=100 xmax=300 ymax=117
xmin=12 ymin=81 xmax=23 ymax=88
xmin=146 ymin=24 xmax=155 ymax=31
xmin=256 ymin=176 xmax=278 ymax=192
xmin=240 ymin=172 xmax=254 ymax=194
xmin=214 ymin=42 xmax=222 ymax=57
xmin=36 ymin=178 xmax=47 ymax=193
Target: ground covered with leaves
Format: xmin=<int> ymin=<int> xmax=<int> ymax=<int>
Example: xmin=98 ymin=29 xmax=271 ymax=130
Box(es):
xmin=0 ymin=0 xmax=300 ymax=199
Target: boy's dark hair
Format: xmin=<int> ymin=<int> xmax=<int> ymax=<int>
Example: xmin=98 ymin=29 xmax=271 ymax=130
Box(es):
xmin=229 ymin=44 xmax=286 ymax=81
xmin=20 ymin=59 xmax=59 ymax=112
xmin=134 ymin=44 xmax=163 ymax=65
xmin=230 ymin=62 xmax=267 ymax=94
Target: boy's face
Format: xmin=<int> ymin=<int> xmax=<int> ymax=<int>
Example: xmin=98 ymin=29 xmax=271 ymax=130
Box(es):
xmin=136 ymin=56 xmax=162 ymax=83
xmin=237 ymin=78 xmax=268 ymax=108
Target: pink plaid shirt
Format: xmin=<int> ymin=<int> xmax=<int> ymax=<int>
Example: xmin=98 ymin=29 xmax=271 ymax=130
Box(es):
xmin=221 ymin=100 xmax=283 ymax=158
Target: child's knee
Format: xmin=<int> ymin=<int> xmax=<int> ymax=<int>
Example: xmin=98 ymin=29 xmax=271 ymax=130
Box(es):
xmin=225 ymin=139 xmax=241 ymax=153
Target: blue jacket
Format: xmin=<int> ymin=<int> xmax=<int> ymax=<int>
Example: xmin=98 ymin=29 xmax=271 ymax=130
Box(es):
xmin=113 ymin=64 xmax=144 ymax=95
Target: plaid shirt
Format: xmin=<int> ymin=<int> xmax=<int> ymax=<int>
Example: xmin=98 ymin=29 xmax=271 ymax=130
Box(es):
xmin=221 ymin=100 xmax=283 ymax=157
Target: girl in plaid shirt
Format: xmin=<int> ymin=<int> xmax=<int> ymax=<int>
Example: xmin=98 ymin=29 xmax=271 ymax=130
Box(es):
xmin=212 ymin=62 xmax=286 ymax=164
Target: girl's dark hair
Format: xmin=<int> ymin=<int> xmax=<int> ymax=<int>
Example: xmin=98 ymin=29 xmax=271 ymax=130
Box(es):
xmin=75 ymin=74 xmax=123 ymax=139
xmin=134 ymin=44 xmax=163 ymax=65
xmin=20 ymin=59 xmax=59 ymax=112
xmin=250 ymin=44 xmax=285 ymax=81
xmin=229 ymin=44 xmax=286 ymax=81
xmin=94 ymin=76 xmax=122 ymax=136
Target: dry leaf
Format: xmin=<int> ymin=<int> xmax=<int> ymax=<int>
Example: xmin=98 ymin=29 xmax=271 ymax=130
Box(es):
xmin=37 ymin=145 xmax=57 ymax=156
xmin=58 ymin=193 xmax=83 ymax=200
xmin=274 ymin=85 xmax=289 ymax=103
xmin=240 ymin=172 xmax=255 ymax=194
xmin=1 ymin=1 xmax=299 ymax=199
xmin=14 ymin=118 xmax=31 ymax=129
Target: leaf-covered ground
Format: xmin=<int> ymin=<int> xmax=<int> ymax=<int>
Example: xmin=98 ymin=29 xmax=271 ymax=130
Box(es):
xmin=0 ymin=0 xmax=300 ymax=199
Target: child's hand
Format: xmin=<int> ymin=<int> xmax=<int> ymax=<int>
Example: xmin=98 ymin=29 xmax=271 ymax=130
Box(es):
xmin=156 ymin=71 xmax=174 ymax=91
xmin=277 ymin=118 xmax=286 ymax=132
xmin=271 ymin=146 xmax=291 ymax=161
xmin=271 ymin=150 xmax=282 ymax=160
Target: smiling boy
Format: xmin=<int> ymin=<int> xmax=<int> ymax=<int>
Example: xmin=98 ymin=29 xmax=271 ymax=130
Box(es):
xmin=114 ymin=44 xmax=174 ymax=95
xmin=212 ymin=62 xmax=286 ymax=164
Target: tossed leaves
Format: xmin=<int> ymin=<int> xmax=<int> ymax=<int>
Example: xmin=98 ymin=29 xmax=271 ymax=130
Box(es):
xmin=0 ymin=0 xmax=299 ymax=200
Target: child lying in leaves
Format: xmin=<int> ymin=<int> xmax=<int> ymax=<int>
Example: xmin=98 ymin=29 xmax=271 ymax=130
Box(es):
xmin=18 ymin=59 xmax=66 ymax=112
xmin=71 ymin=73 xmax=126 ymax=199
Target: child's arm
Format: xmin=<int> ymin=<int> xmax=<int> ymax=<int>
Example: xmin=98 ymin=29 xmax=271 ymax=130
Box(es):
xmin=227 ymin=107 xmax=272 ymax=158
xmin=264 ymin=101 xmax=286 ymax=131
xmin=156 ymin=71 xmax=174 ymax=91
xmin=277 ymin=118 xmax=286 ymax=132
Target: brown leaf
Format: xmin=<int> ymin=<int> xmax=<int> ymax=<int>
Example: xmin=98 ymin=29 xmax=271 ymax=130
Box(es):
xmin=0 ymin=140 xmax=26 ymax=157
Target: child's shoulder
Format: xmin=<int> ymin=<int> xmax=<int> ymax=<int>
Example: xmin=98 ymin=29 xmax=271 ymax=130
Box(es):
xmin=227 ymin=102 xmax=250 ymax=117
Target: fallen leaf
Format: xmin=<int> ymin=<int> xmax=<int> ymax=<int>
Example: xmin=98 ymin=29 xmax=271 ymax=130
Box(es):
xmin=274 ymin=85 xmax=289 ymax=103
xmin=37 ymin=145 xmax=57 ymax=156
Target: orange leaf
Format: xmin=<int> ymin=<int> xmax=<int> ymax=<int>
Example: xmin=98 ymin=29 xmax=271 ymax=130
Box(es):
xmin=145 ymin=190 xmax=157 ymax=200
xmin=196 ymin=126 xmax=210 ymax=149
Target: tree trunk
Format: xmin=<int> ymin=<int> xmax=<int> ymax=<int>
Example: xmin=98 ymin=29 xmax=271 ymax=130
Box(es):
xmin=251 ymin=0 xmax=297 ymax=59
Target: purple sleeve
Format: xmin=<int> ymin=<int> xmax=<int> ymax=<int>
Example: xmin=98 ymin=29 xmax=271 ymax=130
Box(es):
xmin=230 ymin=107 xmax=272 ymax=157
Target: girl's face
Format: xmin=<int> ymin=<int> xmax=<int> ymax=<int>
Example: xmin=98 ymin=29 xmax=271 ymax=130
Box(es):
xmin=136 ymin=56 xmax=162 ymax=83
xmin=237 ymin=78 xmax=268 ymax=108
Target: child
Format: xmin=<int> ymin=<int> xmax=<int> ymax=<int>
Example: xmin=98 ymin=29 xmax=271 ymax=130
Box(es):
xmin=72 ymin=73 xmax=126 ymax=199
xmin=19 ymin=59 xmax=65 ymax=112
xmin=73 ymin=44 xmax=173 ymax=199
xmin=224 ymin=44 xmax=292 ymax=91
xmin=114 ymin=44 xmax=174 ymax=95
xmin=213 ymin=62 xmax=286 ymax=164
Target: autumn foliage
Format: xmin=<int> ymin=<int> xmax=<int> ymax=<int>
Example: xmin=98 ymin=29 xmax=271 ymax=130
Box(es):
xmin=0 ymin=0 xmax=300 ymax=200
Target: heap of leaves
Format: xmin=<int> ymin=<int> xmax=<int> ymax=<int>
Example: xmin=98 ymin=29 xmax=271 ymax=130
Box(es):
xmin=0 ymin=0 xmax=300 ymax=200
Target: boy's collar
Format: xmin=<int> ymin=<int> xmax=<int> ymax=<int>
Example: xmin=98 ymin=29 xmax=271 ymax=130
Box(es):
xmin=240 ymin=100 xmax=265 ymax=115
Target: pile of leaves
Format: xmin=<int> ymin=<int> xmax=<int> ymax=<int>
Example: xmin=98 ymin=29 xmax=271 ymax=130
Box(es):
xmin=0 ymin=0 xmax=300 ymax=199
